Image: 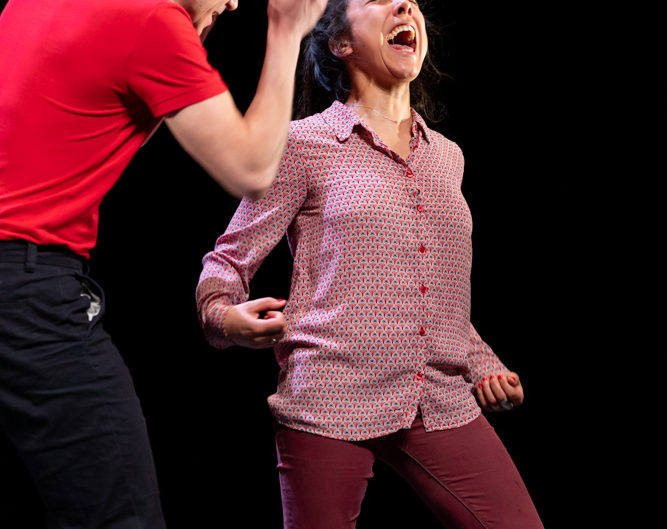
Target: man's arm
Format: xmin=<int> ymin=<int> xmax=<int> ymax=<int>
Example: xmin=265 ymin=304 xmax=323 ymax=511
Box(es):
xmin=165 ymin=0 xmax=326 ymax=200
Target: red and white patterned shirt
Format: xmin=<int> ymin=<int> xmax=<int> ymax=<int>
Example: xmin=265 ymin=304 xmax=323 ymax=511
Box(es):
xmin=197 ymin=101 xmax=507 ymax=441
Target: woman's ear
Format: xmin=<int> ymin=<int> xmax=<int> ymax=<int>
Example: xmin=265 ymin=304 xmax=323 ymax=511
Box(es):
xmin=329 ymin=38 xmax=353 ymax=59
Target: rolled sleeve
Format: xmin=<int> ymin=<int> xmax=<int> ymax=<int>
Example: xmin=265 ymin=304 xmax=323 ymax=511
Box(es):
xmin=196 ymin=134 xmax=308 ymax=349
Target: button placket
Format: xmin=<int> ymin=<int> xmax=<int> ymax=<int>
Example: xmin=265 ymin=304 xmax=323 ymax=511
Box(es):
xmin=406 ymin=164 xmax=429 ymax=341
xmin=413 ymin=166 xmax=429 ymax=339
xmin=403 ymin=159 xmax=430 ymax=386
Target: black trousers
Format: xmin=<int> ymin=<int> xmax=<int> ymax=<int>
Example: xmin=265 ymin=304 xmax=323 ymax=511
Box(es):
xmin=0 ymin=240 xmax=166 ymax=529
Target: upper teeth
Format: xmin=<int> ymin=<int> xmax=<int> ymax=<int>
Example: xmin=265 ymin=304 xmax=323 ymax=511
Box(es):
xmin=387 ymin=25 xmax=415 ymax=42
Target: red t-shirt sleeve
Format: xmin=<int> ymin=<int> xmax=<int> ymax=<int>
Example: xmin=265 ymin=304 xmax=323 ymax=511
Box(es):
xmin=126 ymin=3 xmax=227 ymax=117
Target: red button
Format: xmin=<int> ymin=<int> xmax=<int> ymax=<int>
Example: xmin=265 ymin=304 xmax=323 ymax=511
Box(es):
xmin=419 ymin=245 xmax=426 ymax=253
xmin=417 ymin=205 xmax=424 ymax=213
xmin=419 ymin=327 xmax=426 ymax=336
xmin=416 ymin=373 xmax=423 ymax=381
xmin=407 ymin=169 xmax=414 ymax=178
xmin=420 ymin=284 xmax=427 ymax=294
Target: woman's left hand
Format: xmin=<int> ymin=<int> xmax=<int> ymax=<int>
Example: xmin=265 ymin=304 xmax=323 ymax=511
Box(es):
xmin=476 ymin=372 xmax=524 ymax=412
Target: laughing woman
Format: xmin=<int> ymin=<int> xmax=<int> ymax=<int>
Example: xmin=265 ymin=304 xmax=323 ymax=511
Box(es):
xmin=196 ymin=1 xmax=544 ymax=528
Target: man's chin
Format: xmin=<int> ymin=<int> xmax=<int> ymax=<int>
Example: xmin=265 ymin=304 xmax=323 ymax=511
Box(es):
xmin=199 ymin=16 xmax=218 ymax=42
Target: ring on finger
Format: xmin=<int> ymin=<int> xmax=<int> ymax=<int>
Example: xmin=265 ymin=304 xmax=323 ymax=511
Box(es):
xmin=500 ymin=399 xmax=515 ymax=411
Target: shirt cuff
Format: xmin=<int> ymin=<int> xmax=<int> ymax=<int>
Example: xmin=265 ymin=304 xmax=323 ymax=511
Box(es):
xmin=201 ymin=300 xmax=234 ymax=349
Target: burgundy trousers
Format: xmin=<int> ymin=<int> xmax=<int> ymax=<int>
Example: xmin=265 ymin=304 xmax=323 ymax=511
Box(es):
xmin=275 ymin=413 xmax=543 ymax=529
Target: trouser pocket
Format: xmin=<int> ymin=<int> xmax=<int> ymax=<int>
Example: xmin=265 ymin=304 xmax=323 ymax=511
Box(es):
xmin=78 ymin=278 xmax=102 ymax=321
xmin=74 ymin=273 xmax=106 ymax=323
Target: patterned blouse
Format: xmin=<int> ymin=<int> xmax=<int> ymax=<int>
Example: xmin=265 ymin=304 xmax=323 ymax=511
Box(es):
xmin=197 ymin=101 xmax=507 ymax=441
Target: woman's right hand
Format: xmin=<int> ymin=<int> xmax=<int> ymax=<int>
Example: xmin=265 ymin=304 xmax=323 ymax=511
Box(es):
xmin=224 ymin=298 xmax=287 ymax=349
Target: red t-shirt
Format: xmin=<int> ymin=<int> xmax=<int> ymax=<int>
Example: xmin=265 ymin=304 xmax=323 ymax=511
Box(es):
xmin=0 ymin=0 xmax=227 ymax=257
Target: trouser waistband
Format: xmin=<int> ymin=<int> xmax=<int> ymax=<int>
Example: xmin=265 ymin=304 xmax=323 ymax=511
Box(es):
xmin=0 ymin=240 xmax=87 ymax=272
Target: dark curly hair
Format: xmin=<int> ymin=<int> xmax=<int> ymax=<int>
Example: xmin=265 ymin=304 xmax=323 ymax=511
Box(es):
xmin=295 ymin=0 xmax=446 ymax=122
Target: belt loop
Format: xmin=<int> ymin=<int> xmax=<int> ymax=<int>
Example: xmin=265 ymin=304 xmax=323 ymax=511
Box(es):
xmin=25 ymin=242 xmax=37 ymax=273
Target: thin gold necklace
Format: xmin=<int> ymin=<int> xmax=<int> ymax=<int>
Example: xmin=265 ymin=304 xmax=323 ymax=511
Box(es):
xmin=346 ymin=103 xmax=411 ymax=124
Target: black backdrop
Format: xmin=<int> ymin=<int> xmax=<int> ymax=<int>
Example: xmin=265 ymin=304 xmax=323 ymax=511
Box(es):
xmin=2 ymin=2 xmax=660 ymax=528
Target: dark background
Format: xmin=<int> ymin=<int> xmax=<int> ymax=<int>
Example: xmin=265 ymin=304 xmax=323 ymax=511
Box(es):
xmin=2 ymin=1 xmax=660 ymax=527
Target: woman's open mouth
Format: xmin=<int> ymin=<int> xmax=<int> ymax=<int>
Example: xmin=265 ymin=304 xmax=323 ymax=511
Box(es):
xmin=386 ymin=25 xmax=416 ymax=52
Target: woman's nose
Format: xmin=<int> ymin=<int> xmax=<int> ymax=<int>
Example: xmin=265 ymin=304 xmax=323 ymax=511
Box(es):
xmin=394 ymin=1 xmax=413 ymax=17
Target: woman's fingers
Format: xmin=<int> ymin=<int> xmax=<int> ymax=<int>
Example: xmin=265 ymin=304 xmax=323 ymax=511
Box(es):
xmin=480 ymin=376 xmax=506 ymax=411
xmin=224 ymin=298 xmax=288 ymax=349
xmin=247 ymin=297 xmax=287 ymax=316
xmin=251 ymin=310 xmax=286 ymax=333
xmin=488 ymin=375 xmax=507 ymax=402
xmin=244 ymin=311 xmax=285 ymax=348
xmin=477 ymin=372 xmax=524 ymax=412
xmin=498 ymin=372 xmax=524 ymax=406
xmin=250 ymin=312 xmax=286 ymax=346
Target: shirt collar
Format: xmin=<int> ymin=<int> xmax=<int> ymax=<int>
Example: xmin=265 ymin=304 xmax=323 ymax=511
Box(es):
xmin=323 ymin=100 xmax=431 ymax=144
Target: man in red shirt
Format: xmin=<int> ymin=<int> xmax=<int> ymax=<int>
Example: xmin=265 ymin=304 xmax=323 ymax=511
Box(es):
xmin=0 ymin=0 xmax=325 ymax=527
